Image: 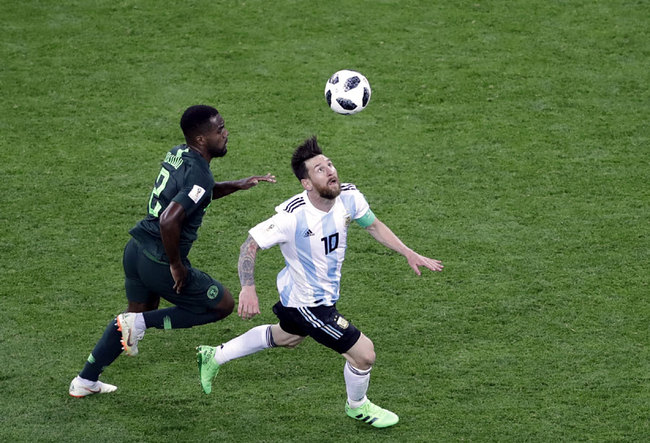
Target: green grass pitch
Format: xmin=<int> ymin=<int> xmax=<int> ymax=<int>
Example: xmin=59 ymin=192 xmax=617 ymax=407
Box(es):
xmin=1 ymin=0 xmax=648 ymax=441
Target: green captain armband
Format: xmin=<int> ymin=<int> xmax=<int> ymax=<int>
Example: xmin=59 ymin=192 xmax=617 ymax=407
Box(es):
xmin=355 ymin=209 xmax=376 ymax=228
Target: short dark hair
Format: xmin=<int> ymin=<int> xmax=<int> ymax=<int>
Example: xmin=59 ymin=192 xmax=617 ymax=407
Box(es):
xmin=291 ymin=136 xmax=323 ymax=180
xmin=180 ymin=105 xmax=219 ymax=140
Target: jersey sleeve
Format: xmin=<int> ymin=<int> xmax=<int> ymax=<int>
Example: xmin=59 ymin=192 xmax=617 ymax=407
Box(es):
xmin=172 ymin=167 xmax=213 ymax=216
xmin=353 ymin=192 xmax=370 ymax=220
xmin=340 ymin=185 xmax=375 ymax=227
xmin=345 ymin=186 xmax=371 ymax=219
xmin=249 ymin=212 xmax=293 ymax=250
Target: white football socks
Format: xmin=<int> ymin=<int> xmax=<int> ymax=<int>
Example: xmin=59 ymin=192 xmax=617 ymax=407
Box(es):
xmin=214 ymin=325 xmax=275 ymax=365
xmin=344 ymin=361 xmax=371 ymax=409
xmin=212 ymin=326 xmax=372 ymax=409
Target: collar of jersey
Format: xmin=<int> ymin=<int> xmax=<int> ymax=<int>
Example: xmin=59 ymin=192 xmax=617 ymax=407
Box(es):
xmin=303 ymin=190 xmax=338 ymax=215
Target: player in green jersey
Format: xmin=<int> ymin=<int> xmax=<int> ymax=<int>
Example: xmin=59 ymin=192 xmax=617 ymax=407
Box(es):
xmin=69 ymin=105 xmax=276 ymax=397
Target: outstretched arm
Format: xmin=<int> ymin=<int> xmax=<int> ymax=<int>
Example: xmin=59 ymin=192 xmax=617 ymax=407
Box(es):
xmin=364 ymin=218 xmax=443 ymax=275
xmin=237 ymin=235 xmax=262 ymax=319
xmin=212 ymin=173 xmax=276 ymax=199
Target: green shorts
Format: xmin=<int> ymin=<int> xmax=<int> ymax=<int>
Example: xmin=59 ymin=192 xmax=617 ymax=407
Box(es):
xmin=122 ymin=238 xmax=225 ymax=314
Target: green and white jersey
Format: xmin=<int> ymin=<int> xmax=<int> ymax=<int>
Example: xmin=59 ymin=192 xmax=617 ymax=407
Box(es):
xmin=129 ymin=144 xmax=214 ymax=262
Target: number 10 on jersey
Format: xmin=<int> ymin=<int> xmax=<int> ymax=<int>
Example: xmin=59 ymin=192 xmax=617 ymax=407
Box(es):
xmin=321 ymin=233 xmax=339 ymax=255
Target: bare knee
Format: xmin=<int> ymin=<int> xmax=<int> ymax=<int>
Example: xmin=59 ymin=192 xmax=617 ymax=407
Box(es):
xmin=357 ymin=347 xmax=376 ymax=369
xmin=344 ymin=335 xmax=376 ymax=370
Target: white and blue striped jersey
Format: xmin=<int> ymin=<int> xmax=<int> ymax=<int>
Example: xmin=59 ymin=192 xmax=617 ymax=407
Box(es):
xmin=248 ymin=183 xmax=371 ymax=308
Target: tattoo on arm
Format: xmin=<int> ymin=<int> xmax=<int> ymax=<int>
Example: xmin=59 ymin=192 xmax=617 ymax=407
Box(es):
xmin=239 ymin=235 xmax=259 ymax=286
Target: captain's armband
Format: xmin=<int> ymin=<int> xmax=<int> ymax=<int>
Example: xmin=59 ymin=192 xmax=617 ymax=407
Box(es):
xmin=355 ymin=209 xmax=376 ymax=228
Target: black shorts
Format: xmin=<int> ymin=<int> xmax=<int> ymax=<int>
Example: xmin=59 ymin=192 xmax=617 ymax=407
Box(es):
xmin=122 ymin=238 xmax=225 ymax=314
xmin=272 ymin=301 xmax=361 ymax=354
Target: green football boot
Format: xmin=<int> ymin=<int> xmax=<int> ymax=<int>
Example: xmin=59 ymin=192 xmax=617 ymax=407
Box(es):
xmin=196 ymin=345 xmax=220 ymax=394
xmin=345 ymin=399 xmax=399 ymax=428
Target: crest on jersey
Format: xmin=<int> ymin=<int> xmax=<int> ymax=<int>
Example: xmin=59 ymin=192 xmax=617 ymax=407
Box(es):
xmin=266 ymin=223 xmax=275 ymax=231
xmin=344 ymin=215 xmax=352 ymax=227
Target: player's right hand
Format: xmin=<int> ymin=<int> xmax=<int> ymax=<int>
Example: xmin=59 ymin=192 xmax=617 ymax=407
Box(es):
xmin=238 ymin=286 xmax=260 ymax=320
xmin=170 ymin=263 xmax=187 ymax=294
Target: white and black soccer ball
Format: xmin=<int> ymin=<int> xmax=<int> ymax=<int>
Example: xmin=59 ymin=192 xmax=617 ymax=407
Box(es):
xmin=324 ymin=70 xmax=371 ymax=115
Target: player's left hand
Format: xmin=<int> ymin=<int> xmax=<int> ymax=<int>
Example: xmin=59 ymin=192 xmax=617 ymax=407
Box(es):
xmin=238 ymin=286 xmax=261 ymax=320
xmin=239 ymin=173 xmax=276 ymax=189
xmin=406 ymin=252 xmax=444 ymax=275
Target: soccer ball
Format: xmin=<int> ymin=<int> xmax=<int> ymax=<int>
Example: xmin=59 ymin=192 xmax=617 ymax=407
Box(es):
xmin=324 ymin=70 xmax=371 ymax=115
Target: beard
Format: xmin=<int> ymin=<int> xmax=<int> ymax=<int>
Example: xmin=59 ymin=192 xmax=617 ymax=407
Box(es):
xmin=210 ymin=144 xmax=227 ymax=158
xmin=213 ymin=148 xmax=227 ymax=157
xmin=314 ymin=181 xmax=341 ymax=200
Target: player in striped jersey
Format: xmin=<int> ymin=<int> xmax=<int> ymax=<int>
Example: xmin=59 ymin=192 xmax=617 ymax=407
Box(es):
xmin=197 ymin=136 xmax=443 ymax=428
